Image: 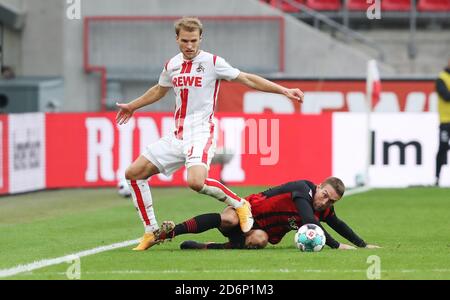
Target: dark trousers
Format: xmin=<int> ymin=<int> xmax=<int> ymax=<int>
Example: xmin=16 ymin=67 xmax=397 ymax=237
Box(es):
xmin=436 ymin=123 xmax=450 ymax=180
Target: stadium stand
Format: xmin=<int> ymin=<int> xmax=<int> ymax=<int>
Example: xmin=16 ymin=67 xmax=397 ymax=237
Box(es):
xmin=305 ymin=0 xmax=341 ymax=11
xmin=417 ymin=0 xmax=450 ymax=11
xmin=268 ymin=0 xmax=303 ymax=12
xmin=381 ymin=0 xmax=411 ymax=11
xmin=270 ymin=0 xmax=450 ymax=12
xmin=346 ymin=0 xmax=371 ymax=11
xmin=261 ymin=0 xmax=449 ymax=76
xmin=2 ymin=0 xmax=447 ymax=112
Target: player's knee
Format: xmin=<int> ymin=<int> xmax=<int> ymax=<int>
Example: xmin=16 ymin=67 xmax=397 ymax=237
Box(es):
xmin=188 ymin=178 xmax=205 ymax=192
xmin=220 ymin=208 xmax=239 ymax=228
xmin=125 ymin=167 xmax=138 ymax=180
xmin=245 ymin=230 xmax=268 ymax=249
xmin=126 ymin=163 xmax=158 ymax=180
xmin=125 ymin=167 xmax=150 ymax=181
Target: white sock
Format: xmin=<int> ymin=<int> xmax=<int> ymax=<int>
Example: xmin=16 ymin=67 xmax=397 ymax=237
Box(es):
xmin=127 ymin=179 xmax=159 ymax=233
xmin=199 ymin=178 xmax=244 ymax=208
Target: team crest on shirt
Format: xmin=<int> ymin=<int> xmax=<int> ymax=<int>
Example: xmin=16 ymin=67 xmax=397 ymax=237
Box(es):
xmin=196 ymin=63 xmax=205 ymax=73
xmin=288 ymin=217 xmax=298 ymax=230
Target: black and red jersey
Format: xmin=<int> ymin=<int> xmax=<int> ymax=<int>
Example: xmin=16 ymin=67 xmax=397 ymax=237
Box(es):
xmin=245 ymin=180 xmax=366 ymax=248
xmin=246 ymin=192 xmax=334 ymax=245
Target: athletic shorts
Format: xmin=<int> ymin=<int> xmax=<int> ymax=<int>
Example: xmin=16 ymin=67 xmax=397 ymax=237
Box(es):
xmin=143 ymin=133 xmax=216 ymax=177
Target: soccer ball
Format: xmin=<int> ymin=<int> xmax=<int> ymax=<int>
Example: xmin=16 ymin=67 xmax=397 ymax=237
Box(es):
xmin=294 ymin=224 xmax=326 ymax=252
xmin=117 ymin=179 xmax=131 ymax=198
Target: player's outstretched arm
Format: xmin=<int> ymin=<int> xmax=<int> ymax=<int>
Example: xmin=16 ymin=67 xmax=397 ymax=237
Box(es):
xmin=234 ymin=72 xmax=304 ymax=103
xmin=364 ymin=244 xmax=381 ymax=249
xmin=324 ymin=214 xmax=380 ymax=249
xmin=116 ymin=84 xmax=169 ymax=125
xmin=338 ymin=243 xmax=356 ymax=250
xmin=324 ymin=211 xmax=372 ymax=249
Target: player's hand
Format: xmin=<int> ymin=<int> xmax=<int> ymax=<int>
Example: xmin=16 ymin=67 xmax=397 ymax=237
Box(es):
xmin=116 ymin=102 xmax=135 ymax=125
xmin=365 ymin=244 xmax=381 ymax=249
xmin=338 ymin=243 xmax=356 ymax=250
xmin=283 ymin=88 xmax=304 ymax=103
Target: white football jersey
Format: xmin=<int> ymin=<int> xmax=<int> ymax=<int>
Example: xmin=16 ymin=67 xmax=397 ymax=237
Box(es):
xmin=159 ymin=51 xmax=240 ymax=141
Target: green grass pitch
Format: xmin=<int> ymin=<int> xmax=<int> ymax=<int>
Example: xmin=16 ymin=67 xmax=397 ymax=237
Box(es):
xmin=0 ymin=186 xmax=449 ymax=280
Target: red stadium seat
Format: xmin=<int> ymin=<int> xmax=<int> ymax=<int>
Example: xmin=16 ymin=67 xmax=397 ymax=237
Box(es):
xmin=381 ymin=0 xmax=411 ymax=11
xmin=270 ymin=0 xmax=304 ymax=12
xmin=347 ymin=0 xmax=412 ymax=11
xmin=417 ymin=0 xmax=450 ymax=11
xmin=347 ymin=0 xmax=371 ymax=11
xmin=305 ymin=0 xmax=341 ymax=11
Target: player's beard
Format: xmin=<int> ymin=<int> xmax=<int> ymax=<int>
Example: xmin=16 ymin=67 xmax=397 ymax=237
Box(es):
xmin=183 ymin=49 xmax=199 ymax=60
xmin=313 ymin=202 xmax=326 ymax=212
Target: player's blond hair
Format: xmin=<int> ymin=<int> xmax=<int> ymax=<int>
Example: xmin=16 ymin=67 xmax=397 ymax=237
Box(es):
xmin=322 ymin=177 xmax=345 ymax=198
xmin=175 ymin=17 xmax=203 ymax=36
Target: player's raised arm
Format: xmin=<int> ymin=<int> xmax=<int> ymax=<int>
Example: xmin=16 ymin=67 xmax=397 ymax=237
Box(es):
xmin=233 ymin=72 xmax=304 ymax=103
xmin=116 ymin=84 xmax=170 ymax=125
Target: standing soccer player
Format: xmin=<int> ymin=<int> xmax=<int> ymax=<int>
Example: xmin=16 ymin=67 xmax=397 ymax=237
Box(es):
xmin=116 ymin=17 xmax=304 ymax=251
xmin=435 ymin=59 xmax=450 ymax=186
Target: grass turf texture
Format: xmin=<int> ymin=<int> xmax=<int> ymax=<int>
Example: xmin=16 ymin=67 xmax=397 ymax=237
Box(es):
xmin=1 ymin=187 xmax=449 ymax=280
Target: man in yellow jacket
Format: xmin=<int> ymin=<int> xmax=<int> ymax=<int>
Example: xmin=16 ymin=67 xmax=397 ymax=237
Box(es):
xmin=435 ymin=59 xmax=450 ymax=186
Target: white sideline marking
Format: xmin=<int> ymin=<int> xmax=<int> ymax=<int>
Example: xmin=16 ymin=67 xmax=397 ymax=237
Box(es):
xmin=345 ymin=186 xmax=372 ymax=196
xmin=0 ymin=239 xmax=140 ymax=278
xmin=15 ymin=268 xmax=450 ymax=277
xmin=0 ymin=187 xmax=374 ymax=278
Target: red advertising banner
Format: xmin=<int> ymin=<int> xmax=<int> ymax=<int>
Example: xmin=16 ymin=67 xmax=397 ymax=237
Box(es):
xmin=217 ymin=80 xmax=436 ymax=113
xmin=0 ymin=115 xmax=8 ymax=195
xmin=45 ymin=113 xmax=332 ymax=188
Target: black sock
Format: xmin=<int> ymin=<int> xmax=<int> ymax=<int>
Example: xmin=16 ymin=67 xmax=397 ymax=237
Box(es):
xmin=206 ymin=242 xmax=232 ymax=249
xmin=173 ymin=213 xmax=221 ymax=237
xmin=436 ymin=133 xmax=449 ymax=179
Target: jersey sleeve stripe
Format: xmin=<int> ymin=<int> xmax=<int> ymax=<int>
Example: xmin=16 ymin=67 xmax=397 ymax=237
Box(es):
xmin=164 ymin=59 xmax=170 ymax=71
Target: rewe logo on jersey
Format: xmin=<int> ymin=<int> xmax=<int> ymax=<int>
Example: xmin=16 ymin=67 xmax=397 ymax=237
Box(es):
xmin=172 ymin=76 xmax=203 ymax=88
